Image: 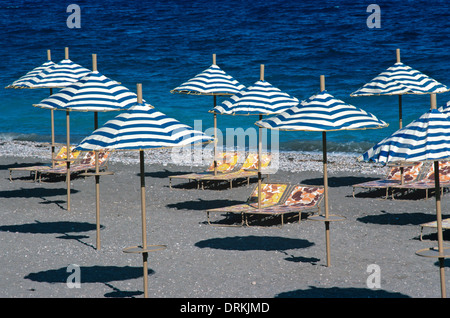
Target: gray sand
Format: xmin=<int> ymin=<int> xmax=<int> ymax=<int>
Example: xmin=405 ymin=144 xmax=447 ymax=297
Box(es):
xmin=0 ymin=148 xmax=448 ymax=298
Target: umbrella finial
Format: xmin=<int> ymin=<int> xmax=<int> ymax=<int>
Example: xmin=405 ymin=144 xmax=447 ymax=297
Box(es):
xmin=431 ymin=93 xmax=437 ymax=110
xmin=396 ymin=48 xmax=401 ymax=63
xmin=65 ymin=47 xmax=69 ymax=60
xmin=320 ymin=75 xmax=325 ymax=92
xmin=137 ymin=83 xmax=143 ymax=103
xmin=212 ymin=54 xmax=216 ymax=65
xmin=92 ymin=54 xmax=97 ymax=72
xmin=260 ymin=64 xmax=265 ymax=81
xmin=47 ymin=49 xmax=51 ymax=61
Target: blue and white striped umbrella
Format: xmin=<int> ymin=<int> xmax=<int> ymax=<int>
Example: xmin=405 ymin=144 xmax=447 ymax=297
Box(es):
xmin=256 ymin=90 xmax=388 ymax=132
xmin=6 ymin=60 xmax=55 ymax=88
xmin=171 ymin=63 xmax=245 ymax=96
xmin=76 ymin=101 xmax=214 ymax=151
xmin=256 ymin=78 xmax=387 ymax=267
xmin=76 ymin=84 xmax=213 ymax=297
xmin=20 ymin=58 xmax=91 ymax=89
xmin=351 ymin=62 xmax=449 ymax=96
xmin=360 ymin=108 xmax=450 ymax=163
xmin=351 ymin=49 xmax=449 ymax=130
xmin=359 ymin=95 xmax=450 ymax=298
xmin=33 ymin=70 xmax=138 ymax=112
xmin=32 ymin=56 xmax=139 ymax=214
xmin=211 ymin=79 xmax=299 ymax=115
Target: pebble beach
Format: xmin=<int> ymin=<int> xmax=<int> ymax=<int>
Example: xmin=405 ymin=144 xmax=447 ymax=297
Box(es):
xmin=0 ymin=140 xmax=448 ymax=302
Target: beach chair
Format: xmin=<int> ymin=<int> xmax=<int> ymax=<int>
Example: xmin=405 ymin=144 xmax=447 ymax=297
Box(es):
xmin=242 ymin=185 xmax=325 ymax=227
xmin=39 ymin=150 xmax=111 ymax=182
xmin=419 ymin=218 xmax=450 ymax=241
xmin=168 ymin=151 xmax=240 ymax=189
xmin=8 ymin=146 xmax=81 ymax=182
xmin=391 ymin=161 xmax=450 ymax=199
xmin=205 ymin=183 xmax=290 ymax=226
xmin=206 ymin=183 xmax=324 ymax=227
xmin=352 ymin=162 xmax=425 ymax=199
xmin=197 ymin=153 xmax=274 ymax=189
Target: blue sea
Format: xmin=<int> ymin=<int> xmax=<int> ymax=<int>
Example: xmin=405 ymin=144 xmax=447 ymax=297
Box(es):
xmin=1 ymin=0 xmax=450 ymax=155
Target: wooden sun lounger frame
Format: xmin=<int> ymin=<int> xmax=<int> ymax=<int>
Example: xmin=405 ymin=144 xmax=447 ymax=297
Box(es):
xmin=352 ymin=162 xmax=427 ymax=199
xmin=206 ymin=183 xmax=325 ymax=228
xmin=169 ymin=151 xmax=241 ymax=189
xmin=8 ymin=146 xmax=81 ymax=182
xmin=38 ymin=150 xmax=111 ymax=182
xmin=390 ymin=161 xmax=450 ymax=200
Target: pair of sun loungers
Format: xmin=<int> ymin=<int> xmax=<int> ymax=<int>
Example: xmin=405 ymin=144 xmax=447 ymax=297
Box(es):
xmin=205 ymin=182 xmax=325 ymax=227
xmin=169 ymin=151 xmax=275 ymax=189
xmin=352 ymin=161 xmax=450 ymax=199
xmin=9 ymin=146 xmax=111 ymax=182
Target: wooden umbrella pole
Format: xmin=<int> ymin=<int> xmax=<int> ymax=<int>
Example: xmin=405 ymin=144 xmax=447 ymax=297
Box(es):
xmin=66 ymin=110 xmax=71 ymax=211
xmin=50 ymin=98 xmax=55 ymax=168
xmin=65 ymin=47 xmax=69 ymax=59
xmin=320 ymin=75 xmax=331 ymax=267
xmin=214 ymin=96 xmax=217 ymax=176
xmin=258 ymin=115 xmax=263 ymax=210
xmin=137 ymin=83 xmax=149 ymax=298
xmin=213 ymin=53 xmax=218 ymax=176
xmin=323 ymin=131 xmax=331 ymax=267
xmin=396 ymin=49 xmax=403 ymax=129
xmin=430 ymin=93 xmax=446 ymax=298
xmin=257 ymin=65 xmax=265 ymax=210
xmin=140 ymin=149 xmax=148 ymax=298
xmin=95 ymin=150 xmax=100 ymax=250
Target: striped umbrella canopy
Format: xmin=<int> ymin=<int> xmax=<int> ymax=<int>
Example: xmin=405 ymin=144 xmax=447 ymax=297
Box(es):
xmin=211 ymin=64 xmax=298 ymax=207
xmin=33 ymin=54 xmax=140 ymax=247
xmin=76 ymin=84 xmax=214 ymax=298
xmin=360 ymin=94 xmax=450 ymax=298
xmin=5 ymin=54 xmax=55 ymax=89
xmin=170 ymin=55 xmax=244 ymax=96
xmin=171 ymin=54 xmax=245 ymax=175
xmin=351 ymin=49 xmax=449 ymax=128
xmin=5 ymin=49 xmax=59 ymax=163
xmin=256 ymin=75 xmax=388 ymax=267
xmin=20 ymin=49 xmax=91 ymax=89
xmin=33 ymin=54 xmax=134 ymax=213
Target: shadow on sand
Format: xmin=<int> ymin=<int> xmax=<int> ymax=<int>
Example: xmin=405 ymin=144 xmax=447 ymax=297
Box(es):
xmin=24 ymin=265 xmax=151 ymax=298
xmin=275 ymin=286 xmax=410 ymax=298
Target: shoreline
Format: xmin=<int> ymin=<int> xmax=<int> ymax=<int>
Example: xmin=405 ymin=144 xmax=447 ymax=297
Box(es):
xmin=0 ymin=139 xmax=387 ymax=176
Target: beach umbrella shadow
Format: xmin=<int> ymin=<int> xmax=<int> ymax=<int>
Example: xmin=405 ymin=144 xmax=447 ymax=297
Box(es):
xmin=0 ymin=220 xmax=102 ymax=249
xmin=301 ymin=176 xmax=379 ymax=188
xmin=275 ymin=286 xmax=410 ymax=298
xmin=167 ymin=199 xmax=244 ymax=211
xmin=195 ymin=235 xmax=314 ymax=252
xmin=357 ymin=211 xmax=440 ymax=226
xmin=24 ymin=265 xmax=151 ymax=298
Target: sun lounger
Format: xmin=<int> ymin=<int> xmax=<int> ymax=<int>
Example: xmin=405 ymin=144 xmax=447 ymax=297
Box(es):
xmin=419 ymin=218 xmax=450 ymax=241
xmin=206 ymin=183 xmax=324 ymax=227
xmin=169 ymin=151 xmax=240 ymax=189
xmin=38 ymin=150 xmax=111 ymax=182
xmin=197 ymin=153 xmax=274 ymax=189
xmin=352 ymin=162 xmax=425 ymax=199
xmin=8 ymin=146 xmax=81 ymax=182
xmin=391 ymin=161 xmax=450 ymax=199
xmin=242 ymin=184 xmax=325 ymax=227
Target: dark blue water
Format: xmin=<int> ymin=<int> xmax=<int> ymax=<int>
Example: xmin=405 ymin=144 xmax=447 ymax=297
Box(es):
xmin=2 ymin=0 xmax=450 ymax=154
